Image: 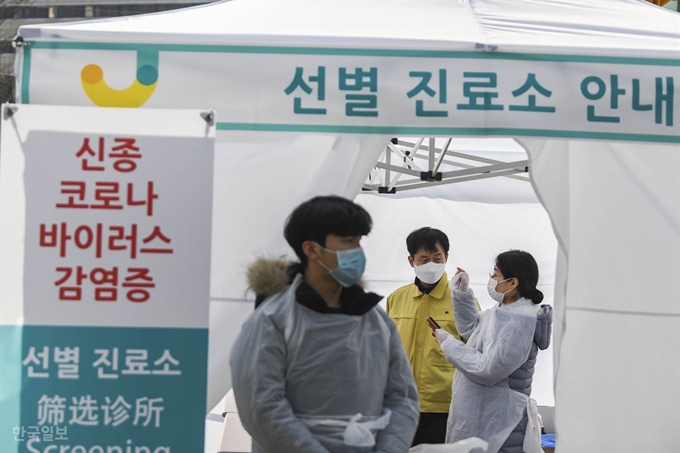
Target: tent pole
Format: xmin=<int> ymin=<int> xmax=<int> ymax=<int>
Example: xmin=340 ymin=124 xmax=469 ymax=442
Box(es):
xmin=395 ymin=168 xmax=525 ymax=191
xmin=387 ymin=142 xmax=423 ymax=171
xmin=428 ymin=137 xmax=436 ymax=171
xmin=439 ymin=160 xmax=529 ymax=179
xmin=432 ymin=138 xmax=452 ymax=175
xmin=375 ymin=162 xmax=422 ymax=177
xmin=385 ymin=143 xmax=391 ymax=189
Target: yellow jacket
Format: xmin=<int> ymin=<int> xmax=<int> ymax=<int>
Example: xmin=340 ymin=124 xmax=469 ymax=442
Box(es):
xmin=387 ymin=272 xmax=462 ymax=413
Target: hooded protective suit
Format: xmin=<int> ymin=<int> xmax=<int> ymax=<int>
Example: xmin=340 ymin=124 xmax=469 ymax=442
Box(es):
xmin=436 ymin=283 xmax=552 ymax=453
xmin=230 ymin=260 xmax=420 ymax=453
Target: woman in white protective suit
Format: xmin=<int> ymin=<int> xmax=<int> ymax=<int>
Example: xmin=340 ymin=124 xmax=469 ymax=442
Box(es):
xmin=429 ymin=250 xmax=553 ymax=453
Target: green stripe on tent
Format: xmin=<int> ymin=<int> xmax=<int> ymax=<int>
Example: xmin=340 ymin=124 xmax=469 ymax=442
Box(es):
xmin=21 ymin=47 xmax=31 ymax=104
xmin=216 ymin=122 xmax=680 ymax=144
xmin=25 ymin=41 xmax=680 ymax=66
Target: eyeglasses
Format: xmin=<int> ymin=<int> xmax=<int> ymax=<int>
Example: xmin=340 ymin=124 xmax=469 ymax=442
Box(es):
xmin=489 ymin=271 xmax=505 ymax=280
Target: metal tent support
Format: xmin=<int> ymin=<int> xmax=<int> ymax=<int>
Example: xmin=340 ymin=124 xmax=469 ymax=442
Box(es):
xmin=363 ymin=137 xmax=530 ymax=194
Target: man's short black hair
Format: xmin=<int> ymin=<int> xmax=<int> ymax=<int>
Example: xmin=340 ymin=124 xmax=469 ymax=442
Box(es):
xmin=406 ymin=227 xmax=449 ymax=257
xmin=284 ymin=195 xmax=372 ymax=267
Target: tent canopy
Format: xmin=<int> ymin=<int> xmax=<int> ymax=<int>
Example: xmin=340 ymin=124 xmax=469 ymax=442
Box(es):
xmin=19 ymin=0 xmax=680 ymax=53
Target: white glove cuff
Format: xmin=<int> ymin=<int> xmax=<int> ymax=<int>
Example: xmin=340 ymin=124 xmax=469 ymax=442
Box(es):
xmin=451 ymin=272 xmax=470 ymax=291
xmin=435 ymin=329 xmax=451 ymax=345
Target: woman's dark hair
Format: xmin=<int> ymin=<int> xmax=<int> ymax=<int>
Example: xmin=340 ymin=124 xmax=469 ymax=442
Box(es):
xmin=284 ymin=195 xmax=372 ymax=268
xmin=495 ymin=250 xmax=544 ymax=304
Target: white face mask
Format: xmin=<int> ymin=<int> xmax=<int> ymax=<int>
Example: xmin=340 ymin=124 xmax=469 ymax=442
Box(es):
xmin=414 ymin=262 xmax=446 ymax=284
xmin=487 ymin=276 xmax=512 ymax=303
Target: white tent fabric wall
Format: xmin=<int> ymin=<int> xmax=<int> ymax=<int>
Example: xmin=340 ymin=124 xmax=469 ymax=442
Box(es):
xmin=523 ymin=140 xmax=680 ymax=451
xmin=208 ymin=133 xmax=386 ymax=405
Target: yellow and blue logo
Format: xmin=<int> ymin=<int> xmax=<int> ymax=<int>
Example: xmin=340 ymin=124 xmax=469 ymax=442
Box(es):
xmin=81 ymin=50 xmax=158 ymax=107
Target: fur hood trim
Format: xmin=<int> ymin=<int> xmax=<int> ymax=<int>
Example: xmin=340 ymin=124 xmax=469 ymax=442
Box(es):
xmin=247 ymin=257 xmax=293 ymax=297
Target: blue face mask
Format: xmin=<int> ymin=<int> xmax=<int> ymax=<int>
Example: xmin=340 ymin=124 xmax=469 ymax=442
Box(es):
xmin=315 ymin=244 xmax=366 ymax=288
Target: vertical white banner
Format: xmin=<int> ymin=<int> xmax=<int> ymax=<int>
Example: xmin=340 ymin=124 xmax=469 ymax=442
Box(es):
xmin=0 ymin=104 xmax=215 ymax=453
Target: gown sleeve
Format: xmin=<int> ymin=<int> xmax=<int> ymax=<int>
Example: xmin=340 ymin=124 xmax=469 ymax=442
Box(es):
xmin=451 ymin=286 xmax=481 ymax=340
xmin=438 ymin=307 xmax=536 ymax=387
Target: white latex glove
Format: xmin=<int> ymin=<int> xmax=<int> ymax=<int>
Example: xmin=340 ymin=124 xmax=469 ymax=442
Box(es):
xmin=451 ymin=268 xmax=469 ymax=291
xmin=435 ymin=328 xmax=452 ymax=345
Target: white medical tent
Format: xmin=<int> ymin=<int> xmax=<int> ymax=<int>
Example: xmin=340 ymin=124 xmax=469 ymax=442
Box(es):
xmin=14 ymin=0 xmax=680 ymax=451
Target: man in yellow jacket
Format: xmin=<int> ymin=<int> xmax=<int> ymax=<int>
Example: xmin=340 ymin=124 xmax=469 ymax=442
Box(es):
xmin=387 ymin=227 xmax=474 ymax=446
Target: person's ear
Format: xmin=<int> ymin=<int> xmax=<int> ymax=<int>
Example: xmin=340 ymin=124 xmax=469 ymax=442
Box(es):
xmin=407 ymin=255 xmax=415 ymax=268
xmin=445 ymin=253 xmax=449 ymax=262
xmin=510 ymin=277 xmax=519 ymax=289
xmin=302 ymin=241 xmax=321 ymax=261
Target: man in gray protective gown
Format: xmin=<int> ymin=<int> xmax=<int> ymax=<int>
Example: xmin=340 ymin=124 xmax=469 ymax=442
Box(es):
xmin=230 ymin=195 xmax=419 ymax=453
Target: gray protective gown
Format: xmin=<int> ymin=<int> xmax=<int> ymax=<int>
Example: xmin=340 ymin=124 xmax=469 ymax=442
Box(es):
xmin=230 ymin=274 xmax=420 ymax=453
xmin=436 ymin=286 xmax=552 ymax=453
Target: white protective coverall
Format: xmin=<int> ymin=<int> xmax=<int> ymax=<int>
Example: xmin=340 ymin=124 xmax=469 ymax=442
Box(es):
xmin=230 ymin=273 xmax=420 ymax=453
xmin=436 ymin=285 xmax=545 ymax=453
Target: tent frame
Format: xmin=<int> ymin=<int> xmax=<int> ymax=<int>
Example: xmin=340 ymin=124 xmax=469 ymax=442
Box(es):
xmin=363 ymin=137 xmax=530 ymax=194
